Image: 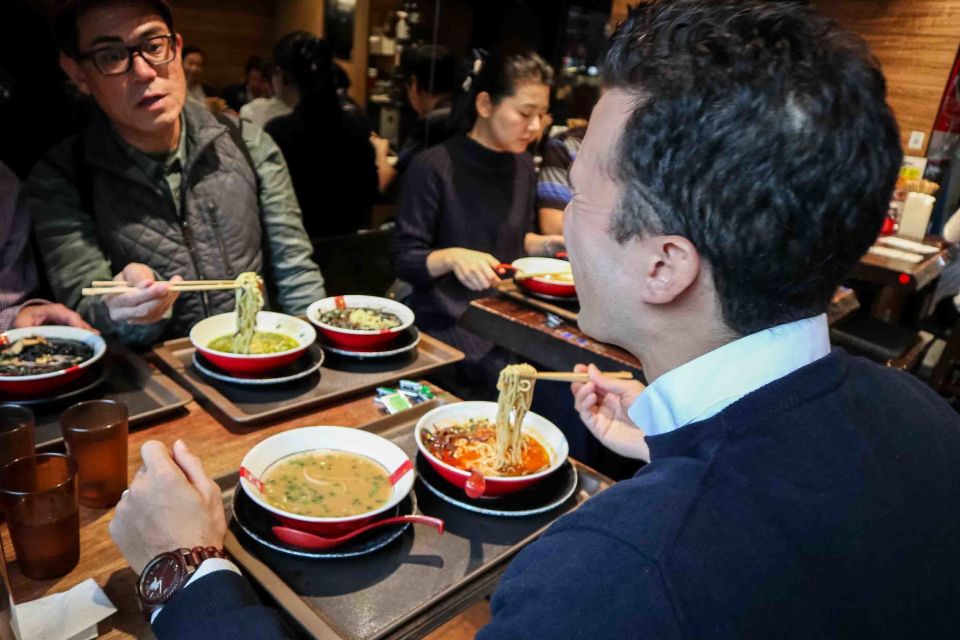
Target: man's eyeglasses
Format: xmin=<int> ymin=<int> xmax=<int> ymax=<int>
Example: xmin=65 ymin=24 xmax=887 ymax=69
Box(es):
xmin=76 ymin=34 xmax=177 ymax=76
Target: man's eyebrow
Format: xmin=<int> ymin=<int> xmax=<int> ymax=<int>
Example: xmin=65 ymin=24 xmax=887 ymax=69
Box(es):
xmin=86 ymin=26 xmax=167 ymax=48
xmin=87 ymin=35 xmax=124 ymax=47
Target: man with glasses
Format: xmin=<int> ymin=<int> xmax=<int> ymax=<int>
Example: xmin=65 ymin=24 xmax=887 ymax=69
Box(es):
xmin=22 ymin=0 xmax=325 ymax=344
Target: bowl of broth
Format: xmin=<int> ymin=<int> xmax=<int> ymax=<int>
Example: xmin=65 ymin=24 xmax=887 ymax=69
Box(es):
xmin=190 ymin=311 xmax=316 ymax=376
xmin=511 ymin=257 xmax=576 ymax=298
xmin=239 ymin=426 xmax=415 ymax=535
xmin=0 ymin=326 xmax=106 ymax=396
xmin=306 ymin=295 xmax=414 ymax=351
xmin=415 ymin=401 xmax=569 ymax=497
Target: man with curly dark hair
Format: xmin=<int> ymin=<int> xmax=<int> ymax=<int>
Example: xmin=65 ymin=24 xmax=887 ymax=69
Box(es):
xmin=107 ymin=2 xmax=960 ymax=638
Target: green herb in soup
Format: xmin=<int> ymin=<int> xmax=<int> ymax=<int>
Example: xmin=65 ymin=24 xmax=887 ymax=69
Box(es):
xmin=262 ymin=450 xmax=392 ymax=517
xmin=208 ymin=331 xmax=298 ymax=354
xmin=319 ymin=307 xmax=402 ymax=331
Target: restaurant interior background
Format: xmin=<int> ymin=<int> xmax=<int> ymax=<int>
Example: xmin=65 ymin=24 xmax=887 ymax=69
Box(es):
xmin=3 ymin=1 xmax=960 ymax=638
xmin=4 ymin=0 xmax=960 ymax=204
xmin=4 ymin=0 xmax=960 ymax=389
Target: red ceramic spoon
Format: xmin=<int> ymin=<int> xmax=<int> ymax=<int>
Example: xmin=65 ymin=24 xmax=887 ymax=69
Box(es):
xmin=272 ymin=515 xmax=445 ymax=550
xmin=464 ymin=469 xmax=487 ymax=499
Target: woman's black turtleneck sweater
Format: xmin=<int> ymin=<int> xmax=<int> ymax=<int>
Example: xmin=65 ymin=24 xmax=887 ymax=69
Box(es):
xmin=391 ymin=134 xmax=535 ymax=360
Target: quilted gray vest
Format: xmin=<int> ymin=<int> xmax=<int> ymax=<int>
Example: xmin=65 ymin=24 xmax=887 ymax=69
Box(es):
xmin=79 ymin=102 xmax=263 ymax=338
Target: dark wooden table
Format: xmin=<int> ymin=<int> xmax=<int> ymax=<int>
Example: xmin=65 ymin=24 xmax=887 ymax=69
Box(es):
xmin=1 ymin=384 xmax=455 ymax=639
xmin=462 ymin=287 xmax=861 ymax=381
xmin=851 ymin=237 xmax=955 ymax=291
xmin=828 ymin=288 xmax=860 ymax=326
xmin=461 ymin=296 xmax=644 ymax=379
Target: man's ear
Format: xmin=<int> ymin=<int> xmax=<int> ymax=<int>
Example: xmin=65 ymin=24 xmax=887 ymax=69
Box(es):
xmin=638 ymin=235 xmax=701 ymax=305
xmin=60 ymin=53 xmax=90 ymax=95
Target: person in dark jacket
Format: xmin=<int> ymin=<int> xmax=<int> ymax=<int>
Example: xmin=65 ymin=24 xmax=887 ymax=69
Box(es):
xmin=389 ymin=50 xmax=564 ymax=380
xmin=24 ymin=0 xmax=324 ymax=345
xmin=263 ymin=32 xmax=379 ymax=239
xmin=108 ymin=3 xmax=960 ymax=639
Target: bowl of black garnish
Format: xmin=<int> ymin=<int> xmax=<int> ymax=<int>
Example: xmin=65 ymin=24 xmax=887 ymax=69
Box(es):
xmin=0 ymin=326 xmax=106 ymax=396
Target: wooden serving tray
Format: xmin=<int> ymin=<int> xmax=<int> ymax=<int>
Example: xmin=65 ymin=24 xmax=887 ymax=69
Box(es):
xmin=221 ymin=404 xmax=614 ymax=640
xmin=152 ymin=333 xmax=464 ymax=425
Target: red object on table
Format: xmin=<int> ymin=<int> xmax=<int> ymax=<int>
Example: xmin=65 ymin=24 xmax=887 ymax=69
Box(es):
xmin=879 ymin=216 xmax=897 ymax=236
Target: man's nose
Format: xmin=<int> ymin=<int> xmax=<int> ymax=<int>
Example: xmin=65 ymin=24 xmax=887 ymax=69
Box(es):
xmin=130 ymin=53 xmax=158 ymax=81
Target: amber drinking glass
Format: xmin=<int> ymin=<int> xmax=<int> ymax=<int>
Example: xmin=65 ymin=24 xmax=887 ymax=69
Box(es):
xmin=0 ymin=454 xmax=80 ymax=580
xmin=0 ymin=537 xmax=14 ymax=640
xmin=0 ymin=405 xmax=36 ymax=523
xmin=59 ymin=400 xmax=129 ymax=508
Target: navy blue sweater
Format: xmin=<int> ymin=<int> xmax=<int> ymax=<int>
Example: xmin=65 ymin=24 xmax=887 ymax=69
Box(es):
xmin=154 ymin=350 xmax=960 ymax=639
xmin=478 ymin=350 xmax=960 ymax=638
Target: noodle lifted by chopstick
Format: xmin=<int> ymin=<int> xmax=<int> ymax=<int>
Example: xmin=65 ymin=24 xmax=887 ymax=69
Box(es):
xmin=495 ymin=363 xmax=537 ymax=470
xmin=232 ymin=272 xmax=263 ymax=354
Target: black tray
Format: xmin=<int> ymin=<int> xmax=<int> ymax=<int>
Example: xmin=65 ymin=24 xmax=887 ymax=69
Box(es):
xmin=153 ymin=334 xmax=463 ymax=425
xmin=1 ymin=342 xmax=192 ymax=449
xmin=222 ymin=407 xmax=613 ymax=640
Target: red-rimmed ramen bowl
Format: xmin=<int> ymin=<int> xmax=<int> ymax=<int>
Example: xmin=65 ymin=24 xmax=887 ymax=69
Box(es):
xmin=415 ymin=401 xmax=569 ymax=498
xmin=0 ymin=326 xmax=106 ymax=397
xmin=239 ymin=426 xmax=415 ymax=535
xmin=306 ymin=295 xmax=414 ymax=351
xmin=190 ymin=311 xmax=315 ymax=376
xmin=511 ymin=257 xmax=576 ymax=298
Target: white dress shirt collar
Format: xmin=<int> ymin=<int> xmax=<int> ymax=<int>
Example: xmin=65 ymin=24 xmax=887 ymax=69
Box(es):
xmin=628 ymin=314 xmax=831 ymax=437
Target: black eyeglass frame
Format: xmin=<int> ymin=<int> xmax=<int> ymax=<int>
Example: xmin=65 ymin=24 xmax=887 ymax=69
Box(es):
xmin=75 ymin=33 xmax=177 ymax=76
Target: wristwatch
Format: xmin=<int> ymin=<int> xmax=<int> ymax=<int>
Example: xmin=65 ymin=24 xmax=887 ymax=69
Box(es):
xmin=137 ymin=546 xmax=226 ymax=618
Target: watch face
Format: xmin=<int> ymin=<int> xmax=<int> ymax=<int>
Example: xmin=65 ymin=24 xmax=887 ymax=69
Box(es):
xmin=140 ymin=554 xmax=185 ymax=605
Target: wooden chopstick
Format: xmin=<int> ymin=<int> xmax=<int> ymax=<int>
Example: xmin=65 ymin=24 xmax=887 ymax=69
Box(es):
xmin=81 ymin=283 xmax=240 ymax=296
xmin=89 ymin=279 xmax=237 ymax=287
xmin=531 ymin=371 xmax=634 ymax=382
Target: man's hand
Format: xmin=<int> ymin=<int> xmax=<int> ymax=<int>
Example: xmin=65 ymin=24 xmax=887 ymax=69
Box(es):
xmin=109 ymin=440 xmax=227 ymax=575
xmin=13 ymin=303 xmax=97 ymax=331
xmin=572 ymin=364 xmax=650 ymax=461
xmin=104 ymin=263 xmax=182 ymax=325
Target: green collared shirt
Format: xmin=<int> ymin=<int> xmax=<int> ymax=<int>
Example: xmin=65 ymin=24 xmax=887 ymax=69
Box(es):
xmin=117 ymin=114 xmax=189 ymax=216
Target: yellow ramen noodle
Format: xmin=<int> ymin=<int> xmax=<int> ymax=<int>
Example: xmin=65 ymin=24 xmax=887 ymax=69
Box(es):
xmin=262 ymin=450 xmax=392 ymax=517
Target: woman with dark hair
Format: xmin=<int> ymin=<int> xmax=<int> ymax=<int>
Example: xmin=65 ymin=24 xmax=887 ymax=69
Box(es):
xmin=264 ymin=32 xmax=378 ymax=238
xmin=390 ymin=50 xmax=564 ymax=384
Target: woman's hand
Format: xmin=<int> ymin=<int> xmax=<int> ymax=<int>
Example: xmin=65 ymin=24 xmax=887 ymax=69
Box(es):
xmin=572 ymin=363 xmax=650 ymax=461
xmin=427 ymin=248 xmax=502 ymax=291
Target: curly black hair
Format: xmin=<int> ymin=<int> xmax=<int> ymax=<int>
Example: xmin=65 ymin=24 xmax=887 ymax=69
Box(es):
xmin=604 ymin=0 xmax=902 ymax=336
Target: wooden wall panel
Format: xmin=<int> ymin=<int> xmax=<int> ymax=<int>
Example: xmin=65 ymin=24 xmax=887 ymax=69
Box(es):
xmin=172 ymin=0 xmax=277 ymax=92
xmin=808 ymin=1 xmax=960 ymax=156
xmin=274 ymin=0 xmax=326 ymax=41
xmin=607 ymin=0 xmax=960 ymax=156
xmin=610 ymin=0 xmax=629 ymax=28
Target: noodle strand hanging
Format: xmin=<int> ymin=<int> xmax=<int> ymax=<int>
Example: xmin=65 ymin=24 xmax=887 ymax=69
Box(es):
xmin=494 ymin=363 xmax=537 ymax=470
xmin=232 ymin=272 xmax=264 ymax=354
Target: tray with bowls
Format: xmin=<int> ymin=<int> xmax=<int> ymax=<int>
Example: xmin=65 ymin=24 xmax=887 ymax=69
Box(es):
xmin=0 ymin=327 xmax=191 ymax=448
xmin=153 ymin=319 xmax=463 ymax=424
xmin=221 ymin=403 xmax=613 ymax=640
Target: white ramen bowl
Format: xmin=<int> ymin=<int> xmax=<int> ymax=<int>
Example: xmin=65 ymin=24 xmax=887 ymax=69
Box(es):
xmin=239 ymin=426 xmax=415 ymax=534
